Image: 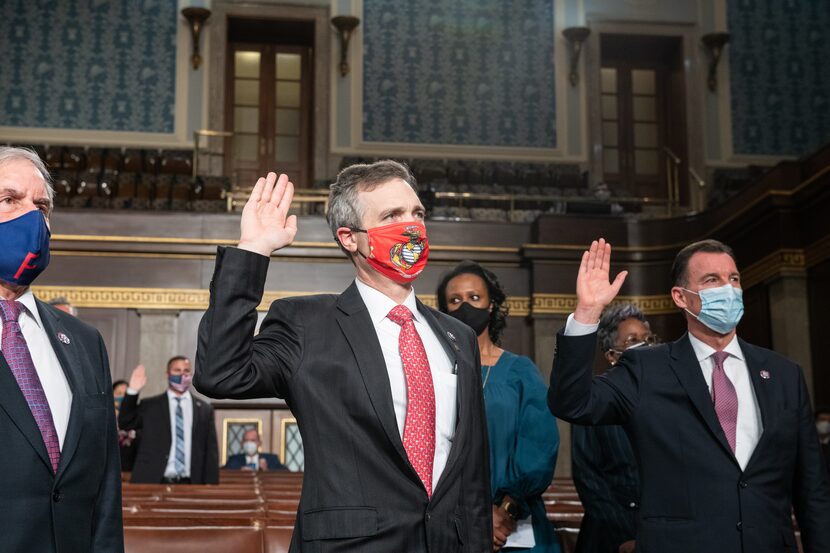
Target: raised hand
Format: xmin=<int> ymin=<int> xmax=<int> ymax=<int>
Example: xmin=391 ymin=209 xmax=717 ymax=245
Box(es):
xmin=574 ymin=238 xmax=627 ymax=324
xmin=128 ymin=364 xmax=147 ymax=392
xmin=237 ymin=172 xmax=298 ymax=257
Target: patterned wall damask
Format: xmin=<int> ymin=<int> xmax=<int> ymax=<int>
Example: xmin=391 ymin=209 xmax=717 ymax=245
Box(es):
xmin=0 ymin=0 xmax=177 ymax=133
xmin=728 ymin=0 xmax=830 ymax=156
xmin=362 ymin=0 xmax=556 ymax=149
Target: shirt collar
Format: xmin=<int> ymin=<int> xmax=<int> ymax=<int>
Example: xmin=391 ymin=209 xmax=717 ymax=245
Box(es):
xmin=354 ymin=278 xmax=421 ymax=325
xmin=688 ymin=332 xmax=744 ymax=363
xmin=14 ymin=289 xmax=44 ymax=329
xmin=167 ymin=389 xmax=192 ymax=402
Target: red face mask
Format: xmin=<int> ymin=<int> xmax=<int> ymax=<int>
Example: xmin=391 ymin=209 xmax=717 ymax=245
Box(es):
xmin=353 ymin=221 xmax=429 ymax=283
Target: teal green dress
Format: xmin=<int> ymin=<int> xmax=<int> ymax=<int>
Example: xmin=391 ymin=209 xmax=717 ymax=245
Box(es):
xmin=482 ymin=351 xmax=561 ymax=552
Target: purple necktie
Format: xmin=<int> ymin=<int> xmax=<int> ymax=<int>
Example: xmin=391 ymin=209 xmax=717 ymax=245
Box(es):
xmin=0 ymin=300 xmax=61 ymax=473
xmin=711 ymin=351 xmax=738 ymax=454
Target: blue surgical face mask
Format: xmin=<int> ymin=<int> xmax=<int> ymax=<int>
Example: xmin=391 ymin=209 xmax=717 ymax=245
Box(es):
xmin=683 ymin=284 xmax=744 ymax=335
xmin=0 ymin=210 xmax=51 ymax=286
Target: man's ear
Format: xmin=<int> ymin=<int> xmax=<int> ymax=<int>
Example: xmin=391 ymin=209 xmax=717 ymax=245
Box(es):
xmin=670 ymin=286 xmax=687 ymax=310
xmin=336 ymin=227 xmax=358 ymax=254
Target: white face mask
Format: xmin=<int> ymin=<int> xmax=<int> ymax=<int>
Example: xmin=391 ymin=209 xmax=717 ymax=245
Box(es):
xmin=817 ymin=421 xmax=830 ymax=436
xmin=242 ymin=441 xmax=259 ymax=456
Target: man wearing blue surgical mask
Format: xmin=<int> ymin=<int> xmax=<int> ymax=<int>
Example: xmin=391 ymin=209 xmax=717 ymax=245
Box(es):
xmin=549 ymin=238 xmax=830 ymax=553
xmin=118 ymin=358 xmax=219 ymax=484
xmin=0 ymin=147 xmax=123 ymax=552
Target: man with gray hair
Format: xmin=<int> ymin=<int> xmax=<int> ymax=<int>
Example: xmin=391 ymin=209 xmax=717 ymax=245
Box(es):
xmin=571 ymin=304 xmax=655 ymax=553
xmin=195 ymin=161 xmax=491 ymax=552
xmin=0 ymin=147 xmax=123 ymax=552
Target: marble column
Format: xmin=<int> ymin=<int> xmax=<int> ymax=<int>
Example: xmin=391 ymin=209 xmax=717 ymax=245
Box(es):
xmin=768 ymin=274 xmax=814 ymax=400
xmin=137 ymin=310 xmax=181 ymax=397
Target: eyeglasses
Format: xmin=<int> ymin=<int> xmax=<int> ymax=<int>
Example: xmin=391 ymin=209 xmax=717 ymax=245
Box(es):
xmin=607 ymin=334 xmax=660 ymax=358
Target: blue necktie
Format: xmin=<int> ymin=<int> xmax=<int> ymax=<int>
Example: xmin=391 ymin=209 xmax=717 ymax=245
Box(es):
xmin=174 ymin=397 xmax=186 ymax=476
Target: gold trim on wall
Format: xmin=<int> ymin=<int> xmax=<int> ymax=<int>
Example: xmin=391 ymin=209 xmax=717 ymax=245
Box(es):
xmin=740 ymin=248 xmax=806 ymax=288
xmin=532 ymin=293 xmax=678 ymax=315
xmin=220 ymin=418 xmax=263 ymax=465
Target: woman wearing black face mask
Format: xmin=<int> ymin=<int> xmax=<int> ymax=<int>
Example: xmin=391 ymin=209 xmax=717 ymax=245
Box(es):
xmin=437 ymin=260 xmax=561 ymax=553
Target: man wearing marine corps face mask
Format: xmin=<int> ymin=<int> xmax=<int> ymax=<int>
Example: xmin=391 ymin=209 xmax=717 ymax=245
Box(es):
xmin=0 ymin=147 xmax=123 ymax=552
xmin=194 ymin=160 xmax=491 ymax=552
xmin=548 ymin=238 xmax=830 ymax=553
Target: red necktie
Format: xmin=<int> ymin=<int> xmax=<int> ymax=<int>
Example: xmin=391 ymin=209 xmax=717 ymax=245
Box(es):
xmin=711 ymin=351 xmax=738 ymax=454
xmin=1 ymin=300 xmax=61 ymax=473
xmin=387 ymin=305 xmax=436 ymax=497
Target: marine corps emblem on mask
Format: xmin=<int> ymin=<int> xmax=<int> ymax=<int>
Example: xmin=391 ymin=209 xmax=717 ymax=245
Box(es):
xmin=390 ymin=226 xmax=427 ymax=271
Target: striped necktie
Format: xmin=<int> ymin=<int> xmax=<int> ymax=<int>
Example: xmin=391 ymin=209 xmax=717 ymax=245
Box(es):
xmin=711 ymin=351 xmax=738 ymax=453
xmin=174 ymin=397 xmax=186 ymax=476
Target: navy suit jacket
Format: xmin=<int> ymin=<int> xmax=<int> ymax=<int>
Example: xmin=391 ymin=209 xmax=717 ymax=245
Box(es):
xmin=549 ymin=331 xmax=830 ymax=553
xmin=0 ymin=300 xmax=123 ymax=552
xmin=224 ymin=452 xmax=287 ymax=470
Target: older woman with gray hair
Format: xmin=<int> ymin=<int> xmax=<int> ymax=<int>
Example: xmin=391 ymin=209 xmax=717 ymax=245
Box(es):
xmin=571 ymin=304 xmax=657 ymax=553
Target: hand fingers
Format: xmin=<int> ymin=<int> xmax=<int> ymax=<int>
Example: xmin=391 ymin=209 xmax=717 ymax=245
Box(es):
xmin=270 ymin=173 xmax=288 ymax=208
xmin=261 ymin=172 xmax=278 ymax=204
xmin=284 ymin=214 xmax=298 ymax=241
xmin=578 ymin=250 xmax=589 ymax=277
xmin=588 ymin=240 xmax=599 ymax=271
xmin=611 ymin=270 xmax=628 ymax=294
xmin=249 ymin=176 xmax=266 ymax=205
xmin=600 ymin=239 xmax=611 ymax=273
xmin=277 ymin=178 xmax=295 ymax=216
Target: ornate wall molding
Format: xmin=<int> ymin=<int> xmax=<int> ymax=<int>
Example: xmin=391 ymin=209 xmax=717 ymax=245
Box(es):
xmin=740 ymin=249 xmax=806 ymax=288
xmin=532 ymin=293 xmax=677 ymax=315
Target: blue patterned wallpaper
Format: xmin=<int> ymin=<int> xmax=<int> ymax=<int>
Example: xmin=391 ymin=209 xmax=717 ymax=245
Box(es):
xmin=728 ymin=0 xmax=830 ymax=156
xmin=362 ymin=0 xmax=556 ymax=149
xmin=0 ymin=0 xmax=177 ymax=133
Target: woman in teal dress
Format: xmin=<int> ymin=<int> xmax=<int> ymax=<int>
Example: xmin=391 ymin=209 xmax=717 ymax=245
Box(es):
xmin=438 ymin=260 xmax=561 ymax=552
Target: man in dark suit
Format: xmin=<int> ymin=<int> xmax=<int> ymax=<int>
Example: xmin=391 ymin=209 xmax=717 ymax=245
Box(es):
xmin=549 ymin=238 xmax=830 ymax=553
xmin=224 ymin=428 xmax=287 ymax=470
xmin=572 ymin=304 xmax=655 ymax=553
xmin=195 ymin=162 xmax=491 ymax=552
xmin=0 ymin=147 xmax=123 ymax=552
xmin=119 ymin=358 xmax=219 ymax=484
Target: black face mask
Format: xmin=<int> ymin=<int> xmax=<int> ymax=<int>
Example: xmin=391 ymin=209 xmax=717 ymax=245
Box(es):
xmin=448 ymin=302 xmax=491 ymax=336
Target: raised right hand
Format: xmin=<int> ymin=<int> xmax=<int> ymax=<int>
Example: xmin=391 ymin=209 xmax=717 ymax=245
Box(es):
xmin=237 ymin=172 xmax=298 ymax=257
xmin=128 ymin=364 xmax=147 ymax=392
xmin=574 ymin=238 xmax=627 ymax=324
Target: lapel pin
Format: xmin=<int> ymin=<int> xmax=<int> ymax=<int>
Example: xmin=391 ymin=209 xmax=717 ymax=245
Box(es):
xmin=759 ymin=370 xmax=770 ymax=380
xmin=57 ymin=332 xmax=70 ymax=345
xmin=446 ymin=331 xmax=456 ymax=342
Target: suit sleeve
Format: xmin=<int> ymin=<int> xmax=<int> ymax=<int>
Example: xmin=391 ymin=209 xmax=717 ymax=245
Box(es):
xmin=791 ymin=366 xmax=830 ymax=553
xmin=117 ymin=392 xmax=141 ymax=431
xmin=204 ymin=404 xmax=219 ymax=484
xmin=466 ymin=334 xmax=493 ymax=552
xmin=496 ymin=358 xmax=559 ymax=518
xmin=91 ymin=333 xmax=125 ymax=552
xmin=571 ymin=425 xmax=637 ymax=547
xmin=547 ymin=330 xmax=640 ymax=425
xmin=194 ymin=246 xmax=304 ymax=400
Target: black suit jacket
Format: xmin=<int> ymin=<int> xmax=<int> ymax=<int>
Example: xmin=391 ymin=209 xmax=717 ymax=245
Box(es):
xmin=224 ymin=452 xmax=287 ymax=470
xmin=195 ymin=246 xmax=491 ymax=552
xmin=549 ymin=331 xmax=830 ymax=553
xmin=0 ymin=299 xmax=123 ymax=552
xmin=118 ymin=391 xmax=219 ymax=484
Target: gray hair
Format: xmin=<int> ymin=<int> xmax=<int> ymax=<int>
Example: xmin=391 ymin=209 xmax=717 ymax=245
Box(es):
xmin=326 ymin=160 xmax=418 ymax=255
xmin=47 ymin=296 xmax=78 ymax=316
xmin=598 ymin=304 xmax=650 ymax=352
xmin=0 ymin=146 xmax=55 ymax=212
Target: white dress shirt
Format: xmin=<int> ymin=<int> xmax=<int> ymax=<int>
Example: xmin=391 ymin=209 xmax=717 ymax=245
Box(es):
xmin=164 ymin=389 xmax=193 ymax=478
xmin=0 ymin=290 xmax=72 ymax=448
xmin=355 ymin=279 xmax=457 ymax=488
xmin=244 ymin=453 xmax=260 ymax=468
xmin=564 ymin=314 xmax=763 ymax=469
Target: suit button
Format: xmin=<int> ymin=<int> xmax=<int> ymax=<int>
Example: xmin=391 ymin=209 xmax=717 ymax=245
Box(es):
xmin=425 ymin=513 xmax=431 ymax=522
xmin=628 ymin=501 xmax=638 ymax=509
xmin=52 ymin=490 xmax=63 ymax=503
xmin=736 ymin=521 xmax=742 ymax=531
xmin=739 ymin=481 xmax=748 ymax=489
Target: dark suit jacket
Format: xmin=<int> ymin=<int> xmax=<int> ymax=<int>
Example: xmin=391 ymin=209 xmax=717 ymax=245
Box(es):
xmin=549 ymin=331 xmax=830 ymax=553
xmin=118 ymin=391 xmax=219 ymax=484
xmin=0 ymin=299 xmax=123 ymax=552
xmin=195 ymin=246 xmax=491 ymax=552
xmin=571 ymin=423 xmax=639 ymax=553
xmin=224 ymin=452 xmax=287 ymax=470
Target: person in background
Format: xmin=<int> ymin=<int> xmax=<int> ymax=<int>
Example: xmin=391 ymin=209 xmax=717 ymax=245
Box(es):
xmin=112 ymin=378 xmax=136 ymax=471
xmin=571 ymin=304 xmax=657 ymax=553
xmin=46 ymin=296 xmax=77 ymax=317
xmin=224 ymin=428 xmax=287 ymax=471
xmin=817 ymin=407 xmax=830 ymax=475
xmin=437 ymin=260 xmax=560 ymax=553
xmin=119 ymin=358 xmax=219 ymax=484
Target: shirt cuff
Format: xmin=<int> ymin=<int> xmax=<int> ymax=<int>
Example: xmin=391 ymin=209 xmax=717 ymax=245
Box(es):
xmin=564 ymin=313 xmax=599 ymax=336
xmin=126 ymin=388 xmax=139 ymax=395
